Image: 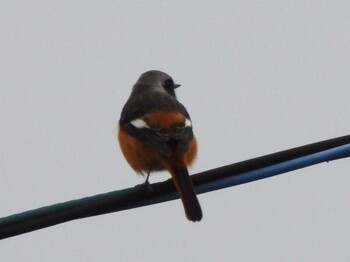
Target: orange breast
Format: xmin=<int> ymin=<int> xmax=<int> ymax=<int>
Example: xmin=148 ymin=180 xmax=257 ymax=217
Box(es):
xmin=118 ymin=129 xmax=164 ymax=175
xmin=144 ymin=111 xmax=186 ymax=129
xmin=118 ymin=110 xmax=197 ymax=175
xmin=183 ymin=135 xmax=197 ymax=166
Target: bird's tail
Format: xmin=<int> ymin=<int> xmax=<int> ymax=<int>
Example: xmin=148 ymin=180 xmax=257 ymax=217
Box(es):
xmin=168 ymin=165 xmax=202 ymax=222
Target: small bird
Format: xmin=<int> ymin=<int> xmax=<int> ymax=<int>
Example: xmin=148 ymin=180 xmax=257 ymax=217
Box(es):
xmin=118 ymin=70 xmax=202 ymax=222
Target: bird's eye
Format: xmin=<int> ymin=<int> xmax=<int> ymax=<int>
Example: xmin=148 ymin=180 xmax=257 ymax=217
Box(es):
xmin=163 ymin=78 xmax=174 ymax=90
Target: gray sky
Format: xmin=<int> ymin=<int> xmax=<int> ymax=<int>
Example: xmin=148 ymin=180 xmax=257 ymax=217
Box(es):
xmin=1 ymin=1 xmax=350 ymax=261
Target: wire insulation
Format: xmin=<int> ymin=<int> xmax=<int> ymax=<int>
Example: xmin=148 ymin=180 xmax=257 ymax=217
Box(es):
xmin=1 ymin=135 xmax=350 ymax=240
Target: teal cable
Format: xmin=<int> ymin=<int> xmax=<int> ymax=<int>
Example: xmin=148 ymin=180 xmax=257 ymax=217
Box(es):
xmin=1 ymin=134 xmax=350 ymax=240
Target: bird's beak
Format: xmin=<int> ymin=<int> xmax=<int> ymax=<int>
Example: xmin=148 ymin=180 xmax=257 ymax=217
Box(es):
xmin=174 ymin=84 xmax=181 ymax=89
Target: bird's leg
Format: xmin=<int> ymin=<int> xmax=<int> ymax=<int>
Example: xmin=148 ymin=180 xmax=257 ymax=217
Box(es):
xmin=135 ymin=168 xmax=154 ymax=194
xmin=144 ymin=169 xmax=152 ymax=185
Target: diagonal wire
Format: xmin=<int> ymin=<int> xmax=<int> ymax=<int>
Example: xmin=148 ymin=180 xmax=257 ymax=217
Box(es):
xmin=1 ymin=135 xmax=350 ymax=240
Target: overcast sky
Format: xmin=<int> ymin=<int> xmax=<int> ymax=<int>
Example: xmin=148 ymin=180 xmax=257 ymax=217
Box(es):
xmin=1 ymin=1 xmax=350 ymax=261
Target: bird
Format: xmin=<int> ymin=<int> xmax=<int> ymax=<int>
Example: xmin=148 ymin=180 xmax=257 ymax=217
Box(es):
xmin=118 ymin=70 xmax=202 ymax=222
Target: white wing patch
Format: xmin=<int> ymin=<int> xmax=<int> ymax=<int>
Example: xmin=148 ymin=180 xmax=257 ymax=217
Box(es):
xmin=185 ymin=118 xmax=192 ymax=127
xmin=130 ymin=118 xmax=150 ymax=129
xmin=131 ymin=118 xmax=191 ymax=129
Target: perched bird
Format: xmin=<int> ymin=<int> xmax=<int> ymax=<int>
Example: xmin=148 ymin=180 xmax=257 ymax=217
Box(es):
xmin=118 ymin=70 xmax=202 ymax=222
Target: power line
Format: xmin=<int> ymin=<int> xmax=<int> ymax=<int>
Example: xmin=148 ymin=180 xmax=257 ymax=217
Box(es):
xmin=1 ymin=134 xmax=350 ymax=240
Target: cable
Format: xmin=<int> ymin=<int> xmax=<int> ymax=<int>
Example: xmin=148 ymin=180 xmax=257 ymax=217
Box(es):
xmin=1 ymin=134 xmax=350 ymax=240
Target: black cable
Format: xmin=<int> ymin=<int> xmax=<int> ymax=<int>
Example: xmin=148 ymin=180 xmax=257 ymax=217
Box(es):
xmin=1 ymin=134 xmax=350 ymax=240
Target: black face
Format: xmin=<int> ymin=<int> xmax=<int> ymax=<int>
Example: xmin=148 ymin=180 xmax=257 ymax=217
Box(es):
xmin=163 ymin=78 xmax=177 ymax=97
xmin=163 ymin=78 xmax=175 ymax=90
